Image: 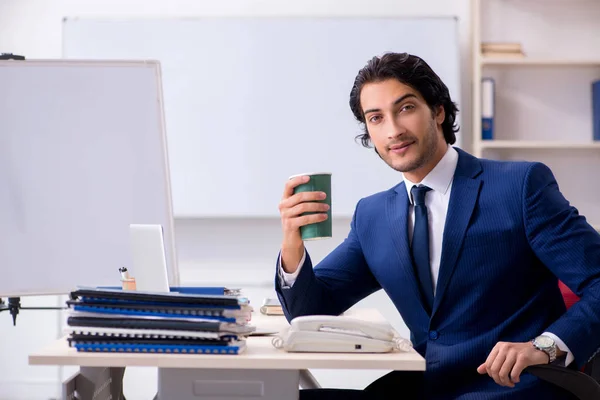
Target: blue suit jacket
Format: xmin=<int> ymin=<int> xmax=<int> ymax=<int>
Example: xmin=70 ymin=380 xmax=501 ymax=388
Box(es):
xmin=275 ymin=148 xmax=600 ymax=399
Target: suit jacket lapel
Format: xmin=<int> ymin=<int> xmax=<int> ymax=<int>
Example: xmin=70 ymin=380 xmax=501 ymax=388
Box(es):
xmin=386 ymin=184 xmax=429 ymax=316
xmin=432 ymin=148 xmax=482 ymax=318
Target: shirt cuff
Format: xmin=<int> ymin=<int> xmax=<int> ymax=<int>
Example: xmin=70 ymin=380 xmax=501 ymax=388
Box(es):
xmin=278 ymin=249 xmax=306 ymax=288
xmin=542 ymin=331 xmax=574 ymax=366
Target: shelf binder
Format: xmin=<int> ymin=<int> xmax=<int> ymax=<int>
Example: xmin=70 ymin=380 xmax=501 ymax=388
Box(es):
xmin=593 ymin=80 xmax=599 ymax=141
xmin=482 ymin=77 xmax=495 ymax=140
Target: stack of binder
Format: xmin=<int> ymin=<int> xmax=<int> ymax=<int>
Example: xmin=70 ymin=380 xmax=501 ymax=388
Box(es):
xmin=64 ymin=288 xmax=255 ymax=355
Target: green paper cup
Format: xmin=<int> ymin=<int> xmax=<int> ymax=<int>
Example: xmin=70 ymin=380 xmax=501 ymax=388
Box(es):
xmin=289 ymin=172 xmax=332 ymax=241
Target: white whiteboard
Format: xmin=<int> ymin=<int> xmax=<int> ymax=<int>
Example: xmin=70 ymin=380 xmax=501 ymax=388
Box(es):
xmin=63 ymin=17 xmax=461 ymax=217
xmin=0 ymin=60 xmax=178 ymax=297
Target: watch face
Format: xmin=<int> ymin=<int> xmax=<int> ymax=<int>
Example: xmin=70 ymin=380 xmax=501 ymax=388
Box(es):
xmin=536 ymin=336 xmax=554 ymax=348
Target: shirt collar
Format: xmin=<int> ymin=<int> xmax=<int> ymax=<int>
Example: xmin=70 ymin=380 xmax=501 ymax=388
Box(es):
xmin=404 ymin=144 xmax=459 ymax=204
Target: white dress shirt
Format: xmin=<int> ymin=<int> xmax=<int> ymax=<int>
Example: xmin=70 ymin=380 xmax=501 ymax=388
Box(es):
xmin=278 ymin=144 xmax=572 ymax=365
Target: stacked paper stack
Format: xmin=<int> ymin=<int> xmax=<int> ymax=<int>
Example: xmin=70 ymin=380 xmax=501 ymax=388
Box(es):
xmin=64 ymin=288 xmax=255 ymax=355
xmin=481 ymin=42 xmax=525 ymax=58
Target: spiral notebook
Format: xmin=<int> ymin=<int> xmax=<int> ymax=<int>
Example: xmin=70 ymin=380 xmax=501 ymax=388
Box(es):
xmin=69 ymin=306 xmax=240 ymax=323
xmin=66 ymin=333 xmax=247 ymax=354
xmin=68 ymin=333 xmax=236 ymax=345
xmin=70 ymin=341 xmax=246 ymax=354
xmin=67 ymin=301 xmax=251 ymax=320
xmin=65 ymin=326 xmax=241 ymax=340
xmin=67 ymin=315 xmax=255 ymax=334
xmin=70 ymin=287 xmax=244 ymax=307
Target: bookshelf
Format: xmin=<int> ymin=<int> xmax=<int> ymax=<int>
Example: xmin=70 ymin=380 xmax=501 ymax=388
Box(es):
xmin=481 ymin=58 xmax=600 ymax=67
xmin=480 ymin=141 xmax=600 ymax=150
xmin=471 ymin=0 xmax=600 ymax=228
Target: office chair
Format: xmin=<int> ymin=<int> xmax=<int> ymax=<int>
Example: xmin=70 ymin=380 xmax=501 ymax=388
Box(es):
xmin=525 ymin=281 xmax=600 ymax=400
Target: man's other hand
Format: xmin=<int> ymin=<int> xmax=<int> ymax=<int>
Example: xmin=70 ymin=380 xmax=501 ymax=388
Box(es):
xmin=477 ymin=341 xmax=549 ymax=388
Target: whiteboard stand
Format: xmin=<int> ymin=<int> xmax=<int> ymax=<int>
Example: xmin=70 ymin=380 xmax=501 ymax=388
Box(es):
xmin=62 ymin=367 xmax=126 ymax=400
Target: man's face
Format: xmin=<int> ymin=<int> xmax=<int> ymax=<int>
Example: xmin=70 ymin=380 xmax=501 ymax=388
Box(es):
xmin=360 ymin=78 xmax=445 ymax=175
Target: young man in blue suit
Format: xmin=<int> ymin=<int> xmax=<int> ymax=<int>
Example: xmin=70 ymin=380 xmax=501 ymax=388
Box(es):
xmin=275 ymin=52 xmax=600 ymax=399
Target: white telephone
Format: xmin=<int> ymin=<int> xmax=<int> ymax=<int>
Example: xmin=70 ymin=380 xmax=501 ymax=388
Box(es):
xmin=271 ymin=315 xmax=413 ymax=353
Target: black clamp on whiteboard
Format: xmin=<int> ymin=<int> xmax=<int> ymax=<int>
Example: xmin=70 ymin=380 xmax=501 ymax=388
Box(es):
xmin=0 ymin=53 xmax=25 ymax=60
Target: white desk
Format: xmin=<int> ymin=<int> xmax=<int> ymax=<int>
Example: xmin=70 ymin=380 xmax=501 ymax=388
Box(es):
xmin=29 ymin=308 xmax=425 ymax=400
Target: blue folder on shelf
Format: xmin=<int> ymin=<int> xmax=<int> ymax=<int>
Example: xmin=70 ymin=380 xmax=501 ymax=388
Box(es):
xmin=593 ymin=80 xmax=599 ymax=141
xmin=481 ymin=77 xmax=495 ymax=140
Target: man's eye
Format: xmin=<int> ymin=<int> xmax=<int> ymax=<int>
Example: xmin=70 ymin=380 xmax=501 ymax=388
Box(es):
xmin=369 ymin=115 xmax=381 ymax=123
xmin=400 ymin=104 xmax=415 ymax=112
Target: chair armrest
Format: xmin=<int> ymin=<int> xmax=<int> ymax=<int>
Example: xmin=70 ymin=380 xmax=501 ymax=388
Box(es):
xmin=584 ymin=352 xmax=600 ymax=382
xmin=525 ymin=364 xmax=600 ymax=400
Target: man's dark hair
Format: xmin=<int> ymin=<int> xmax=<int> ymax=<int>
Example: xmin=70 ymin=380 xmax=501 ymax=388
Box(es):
xmin=349 ymin=52 xmax=459 ymax=147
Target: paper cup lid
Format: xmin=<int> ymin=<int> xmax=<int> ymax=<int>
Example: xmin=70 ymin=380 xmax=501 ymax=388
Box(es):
xmin=288 ymin=172 xmax=332 ymax=179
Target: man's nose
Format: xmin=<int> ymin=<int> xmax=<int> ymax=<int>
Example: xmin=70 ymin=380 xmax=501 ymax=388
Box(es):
xmin=387 ymin=118 xmax=406 ymax=140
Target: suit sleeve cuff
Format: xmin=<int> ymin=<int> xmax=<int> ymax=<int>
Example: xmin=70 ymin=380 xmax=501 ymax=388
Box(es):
xmin=278 ymin=250 xmax=306 ymax=288
xmin=543 ymin=331 xmax=575 ymax=366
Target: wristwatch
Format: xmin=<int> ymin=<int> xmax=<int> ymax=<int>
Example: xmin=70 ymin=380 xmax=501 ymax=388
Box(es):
xmin=532 ymin=335 xmax=557 ymax=363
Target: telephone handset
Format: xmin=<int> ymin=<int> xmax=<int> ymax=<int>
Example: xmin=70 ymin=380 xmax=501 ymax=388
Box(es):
xmin=271 ymin=315 xmax=413 ymax=353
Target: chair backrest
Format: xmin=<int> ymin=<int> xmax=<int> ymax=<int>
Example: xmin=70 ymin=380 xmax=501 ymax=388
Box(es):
xmin=559 ymin=281 xmax=580 ymax=310
xmin=559 ymin=281 xmax=600 ymax=382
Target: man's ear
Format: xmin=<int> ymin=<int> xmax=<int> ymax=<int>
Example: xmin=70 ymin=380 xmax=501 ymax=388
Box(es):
xmin=435 ymin=105 xmax=445 ymax=125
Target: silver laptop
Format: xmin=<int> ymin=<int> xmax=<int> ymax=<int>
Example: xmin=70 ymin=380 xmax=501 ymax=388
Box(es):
xmin=129 ymin=224 xmax=171 ymax=293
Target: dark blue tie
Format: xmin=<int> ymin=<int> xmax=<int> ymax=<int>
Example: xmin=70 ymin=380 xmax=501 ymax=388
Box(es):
xmin=411 ymin=185 xmax=434 ymax=312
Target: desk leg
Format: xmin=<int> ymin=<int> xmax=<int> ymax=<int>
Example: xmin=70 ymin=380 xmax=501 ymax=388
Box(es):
xmin=61 ymin=366 xmax=125 ymax=400
xmin=299 ymin=369 xmax=321 ymax=389
xmin=158 ymin=368 xmax=299 ymax=400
